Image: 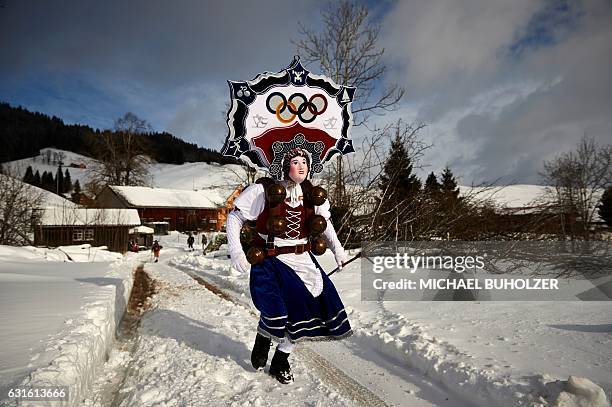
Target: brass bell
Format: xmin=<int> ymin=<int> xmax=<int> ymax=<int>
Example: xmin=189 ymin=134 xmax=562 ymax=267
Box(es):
xmin=266 ymin=183 xmax=286 ymax=207
xmin=267 ymin=216 xmax=287 ymax=235
xmin=310 ymin=186 xmax=327 ymax=206
xmin=309 ymin=215 xmax=327 ymax=235
xmin=246 ymin=246 xmax=265 ymax=264
xmin=310 ymin=237 xmax=327 ymax=255
xmin=240 ymin=223 xmax=256 ymax=245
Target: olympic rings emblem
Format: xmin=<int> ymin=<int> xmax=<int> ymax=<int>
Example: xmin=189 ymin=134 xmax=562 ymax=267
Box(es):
xmin=266 ymin=92 xmax=328 ymax=124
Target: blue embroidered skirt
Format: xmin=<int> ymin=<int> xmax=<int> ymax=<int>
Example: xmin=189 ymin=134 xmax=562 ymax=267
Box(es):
xmin=249 ymin=255 xmax=352 ymax=342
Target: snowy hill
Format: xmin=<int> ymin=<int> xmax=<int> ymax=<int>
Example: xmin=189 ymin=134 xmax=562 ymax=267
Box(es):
xmin=0 ymin=173 xmax=77 ymax=208
xmin=5 ymin=148 xmax=251 ymax=195
xmin=7 ymin=148 xmax=95 ymax=190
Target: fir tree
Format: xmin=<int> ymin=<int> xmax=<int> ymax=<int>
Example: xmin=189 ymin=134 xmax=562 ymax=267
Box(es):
xmin=377 ymin=131 xmax=422 ymax=239
xmin=64 ymin=168 xmax=72 ymax=193
xmin=33 ymin=170 xmax=41 ymax=187
xmin=424 ymin=172 xmax=441 ymax=196
xmin=440 ymin=166 xmax=460 ymax=202
xmin=72 ymin=179 xmax=82 ymax=204
xmin=378 ymin=133 xmax=422 ymax=202
xmin=41 ymin=171 xmax=55 ymax=192
xmin=598 ymin=186 xmax=612 ymax=227
xmin=55 ymin=163 xmax=64 ymax=195
xmin=73 ymin=179 xmax=81 ymax=194
xmin=23 ymin=165 xmax=35 ymax=185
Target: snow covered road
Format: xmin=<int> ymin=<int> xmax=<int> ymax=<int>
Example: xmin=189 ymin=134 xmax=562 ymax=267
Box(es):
xmin=80 ymin=233 xmax=610 ymax=406
xmin=94 ymin=258 xmax=362 ymax=406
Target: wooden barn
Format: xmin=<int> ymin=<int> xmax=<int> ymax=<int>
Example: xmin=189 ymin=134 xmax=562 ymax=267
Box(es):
xmin=34 ymin=208 xmax=141 ymax=253
xmin=96 ymin=185 xmax=241 ymax=232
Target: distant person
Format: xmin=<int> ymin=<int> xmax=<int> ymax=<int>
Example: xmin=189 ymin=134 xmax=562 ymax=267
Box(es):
xmin=201 ymin=233 xmax=208 ymax=254
xmin=152 ymin=240 xmax=162 ymax=262
xmin=187 ymin=233 xmax=195 ymax=251
xmin=131 ymin=241 xmax=139 ymax=252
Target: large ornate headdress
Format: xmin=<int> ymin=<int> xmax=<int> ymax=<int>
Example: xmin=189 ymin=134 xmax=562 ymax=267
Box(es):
xmin=221 ymin=56 xmax=355 ymax=180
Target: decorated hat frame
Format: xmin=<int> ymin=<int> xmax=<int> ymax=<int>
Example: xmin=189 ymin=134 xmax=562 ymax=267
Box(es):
xmin=222 ymin=56 xmax=355 ymax=180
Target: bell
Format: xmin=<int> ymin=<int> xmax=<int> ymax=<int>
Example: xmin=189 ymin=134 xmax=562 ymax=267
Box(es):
xmin=310 ymin=186 xmax=327 ymax=206
xmin=240 ymin=223 xmax=256 ymax=245
xmin=267 ymin=216 xmax=287 ymax=235
xmin=309 ymin=215 xmax=327 ymax=235
xmin=246 ymin=246 xmax=265 ymax=264
xmin=310 ymin=237 xmax=327 ymax=255
xmin=266 ymin=183 xmax=286 ymax=207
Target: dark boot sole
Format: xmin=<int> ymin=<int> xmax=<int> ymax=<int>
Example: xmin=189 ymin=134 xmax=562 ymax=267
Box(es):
xmin=268 ymin=370 xmax=294 ymax=384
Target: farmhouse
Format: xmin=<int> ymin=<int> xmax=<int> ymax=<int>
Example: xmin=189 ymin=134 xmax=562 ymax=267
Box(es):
xmin=34 ymin=207 xmax=141 ymax=253
xmin=459 ymin=184 xmax=606 ymax=237
xmin=96 ymin=185 xmax=241 ymax=232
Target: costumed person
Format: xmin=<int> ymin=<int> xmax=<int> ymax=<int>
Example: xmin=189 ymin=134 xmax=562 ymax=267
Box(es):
xmin=152 ymin=240 xmax=162 ymax=262
xmin=221 ymin=56 xmax=357 ymax=384
xmin=226 ymin=148 xmax=350 ymax=384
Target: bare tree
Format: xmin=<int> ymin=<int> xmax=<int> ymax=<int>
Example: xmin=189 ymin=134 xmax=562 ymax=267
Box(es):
xmin=542 ymin=136 xmax=612 ymax=239
xmin=0 ymin=169 xmax=44 ymax=245
xmin=88 ymin=112 xmax=152 ymax=195
xmin=294 ymin=0 xmax=405 ymax=206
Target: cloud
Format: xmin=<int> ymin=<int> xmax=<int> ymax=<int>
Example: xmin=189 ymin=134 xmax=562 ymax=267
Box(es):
xmin=380 ymin=0 xmax=542 ymax=91
xmin=378 ymin=0 xmax=612 ymax=184
xmin=0 ymin=0 xmax=320 ymax=85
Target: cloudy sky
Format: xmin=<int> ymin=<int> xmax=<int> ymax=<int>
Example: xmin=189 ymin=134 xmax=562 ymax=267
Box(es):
xmin=1 ymin=0 xmax=610 ymax=185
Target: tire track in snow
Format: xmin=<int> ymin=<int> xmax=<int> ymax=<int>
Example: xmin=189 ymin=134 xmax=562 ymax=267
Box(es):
xmin=296 ymin=346 xmax=387 ymax=407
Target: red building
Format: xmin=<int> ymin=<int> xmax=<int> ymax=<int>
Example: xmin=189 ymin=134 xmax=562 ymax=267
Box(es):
xmin=96 ymin=185 xmax=240 ymax=232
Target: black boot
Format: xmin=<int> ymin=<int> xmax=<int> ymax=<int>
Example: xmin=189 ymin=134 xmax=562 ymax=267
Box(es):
xmin=268 ymin=349 xmax=294 ymax=384
xmin=251 ymin=333 xmax=271 ymax=370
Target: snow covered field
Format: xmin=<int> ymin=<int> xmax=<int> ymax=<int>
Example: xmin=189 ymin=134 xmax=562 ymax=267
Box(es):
xmin=168 ymin=233 xmax=612 ymax=406
xmin=0 ymin=245 xmax=137 ymax=406
xmin=1 ymin=234 xmax=610 ymax=406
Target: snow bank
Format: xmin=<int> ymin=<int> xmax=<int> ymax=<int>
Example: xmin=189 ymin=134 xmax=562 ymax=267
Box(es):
xmin=0 ymin=244 xmax=123 ymax=263
xmin=554 ymin=377 xmax=610 ymax=407
xmin=0 ymin=245 xmax=140 ymax=406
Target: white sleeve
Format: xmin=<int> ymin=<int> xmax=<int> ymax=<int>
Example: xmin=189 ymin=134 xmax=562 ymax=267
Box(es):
xmin=233 ymin=183 xmax=266 ymax=221
xmin=322 ymin=219 xmax=343 ymax=253
xmin=226 ymin=209 xmax=246 ymax=255
xmin=314 ymin=198 xmax=331 ymax=220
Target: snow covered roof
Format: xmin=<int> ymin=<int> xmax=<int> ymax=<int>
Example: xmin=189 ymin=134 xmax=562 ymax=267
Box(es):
xmin=129 ymin=225 xmax=154 ymax=234
xmin=109 ymin=186 xmax=221 ymax=209
xmin=459 ymin=184 xmax=552 ymax=209
xmin=39 ymin=208 xmax=141 ymax=226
